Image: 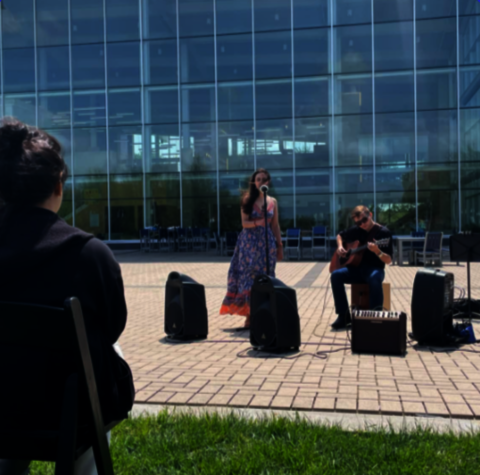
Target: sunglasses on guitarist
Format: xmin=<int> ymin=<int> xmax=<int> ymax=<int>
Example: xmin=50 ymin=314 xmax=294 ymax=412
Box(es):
xmin=354 ymin=216 xmax=369 ymax=227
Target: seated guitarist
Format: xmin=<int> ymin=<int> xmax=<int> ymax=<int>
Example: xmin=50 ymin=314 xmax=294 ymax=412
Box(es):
xmin=330 ymin=205 xmax=393 ymax=330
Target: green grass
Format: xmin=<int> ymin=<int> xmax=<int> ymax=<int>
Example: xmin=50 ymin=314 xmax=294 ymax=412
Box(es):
xmin=30 ymin=411 xmax=480 ymax=474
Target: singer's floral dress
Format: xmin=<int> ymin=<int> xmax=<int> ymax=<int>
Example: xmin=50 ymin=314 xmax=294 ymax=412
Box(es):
xmin=220 ymin=199 xmax=277 ymax=317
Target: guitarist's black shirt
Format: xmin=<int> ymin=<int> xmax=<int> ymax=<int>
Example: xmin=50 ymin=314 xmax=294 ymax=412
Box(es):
xmin=339 ymin=224 xmax=393 ymax=269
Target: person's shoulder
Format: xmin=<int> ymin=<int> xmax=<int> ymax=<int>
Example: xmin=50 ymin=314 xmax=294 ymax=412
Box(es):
xmin=80 ymin=237 xmax=119 ymax=269
xmin=378 ymin=224 xmax=393 ymax=236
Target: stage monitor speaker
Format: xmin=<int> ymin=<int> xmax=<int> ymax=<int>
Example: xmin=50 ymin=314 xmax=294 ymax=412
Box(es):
xmin=250 ymin=275 xmax=301 ymax=351
xmin=411 ymin=268 xmax=454 ymax=346
xmin=165 ymin=272 xmax=208 ymax=340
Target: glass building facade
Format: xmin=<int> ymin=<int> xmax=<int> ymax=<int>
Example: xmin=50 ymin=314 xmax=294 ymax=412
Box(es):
xmin=1 ymin=0 xmax=480 ymax=240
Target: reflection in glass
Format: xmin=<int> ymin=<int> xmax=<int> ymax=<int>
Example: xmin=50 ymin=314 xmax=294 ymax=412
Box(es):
xmin=180 ymin=37 xmax=215 ymax=84
xmin=5 ymin=94 xmax=36 ymax=126
xmin=145 ymin=125 xmax=181 ymax=173
xmin=417 ymin=163 xmax=457 ymax=189
xmin=376 ymin=112 xmax=415 ymax=166
xmin=255 ymin=119 xmax=293 ymax=170
xmin=72 ymin=44 xmax=105 ymax=89
xmin=73 ymin=129 xmax=107 ymax=175
xmin=219 ymin=172 xmax=247 ymax=231
xmin=71 ymin=0 xmax=104 ymax=44
xmin=181 ymin=123 xmax=217 ymax=172
xmin=462 ymin=162 xmax=480 ymax=231
xmin=255 ymin=31 xmax=292 ymax=80
xmin=374 ymin=22 xmax=414 ymax=72
xmin=336 ymin=166 xmax=374 ymax=194
xmin=110 ymin=198 xmax=144 ymax=239
xmin=416 ymin=0 xmax=456 ymax=19
xmin=46 ymin=128 xmax=72 ymax=168
xmin=74 ymin=199 xmax=109 ymax=240
xmin=106 ymin=0 xmax=139 ymax=42
xmin=216 ymin=0 xmax=251 ymax=35
xmin=109 ymin=127 xmax=143 ymax=174
xmin=146 ymin=173 xmax=180 ymax=198
xmin=417 ymin=110 xmax=457 ymax=163
xmin=217 ymin=34 xmax=253 ymax=82
xmin=296 ymin=78 xmax=330 ymax=118
xmin=376 ymin=191 xmax=416 ymax=235
xmin=459 ymin=1 xmax=480 ymax=16
xmin=2 ymin=0 xmax=35 ymax=48
xmin=418 ymin=190 xmax=457 ymax=232
xmin=145 ymin=39 xmax=177 ymax=86
xmin=218 ymin=121 xmax=255 ymax=171
xmin=38 ymin=92 xmax=71 ymax=129
xmin=416 ymin=18 xmax=456 ymax=69
xmin=145 ymin=87 xmax=179 ymax=124
xmin=461 ymin=66 xmax=480 ymax=108
xmin=181 ymin=86 xmax=216 ymax=123
xmin=36 ymin=0 xmax=69 ymax=47
xmin=335 ymin=115 xmax=373 ymax=167
xmin=296 ymin=193 xmax=332 ymax=230
xmin=376 ymin=165 xmax=414 ymax=192
xmin=143 ymin=0 xmax=176 ymax=39
xmin=218 ymin=83 xmax=254 ymax=122
xmin=74 ymin=175 xmax=108 ymax=200
xmin=335 ymin=25 xmax=372 ymax=74
xmin=59 ymin=199 xmax=73 ymax=225
xmin=294 ymin=0 xmax=329 ymax=29
xmin=374 ymin=0 xmax=412 ymax=23
xmin=418 ymin=69 xmax=456 ymax=110
xmin=459 ymin=16 xmax=480 ymax=66
xmin=38 ymin=47 xmax=70 ymax=91
xmin=256 ymin=80 xmax=292 ymax=120
xmin=334 ymin=0 xmax=371 ymax=26
xmin=335 ymin=74 xmax=372 ymax=115
xmin=110 ymin=175 xmax=143 ymax=198
xmin=108 ymin=89 xmax=142 ymax=126
xmin=461 ymin=109 xmax=480 ymax=162
xmin=179 ymin=0 xmax=213 ymax=37
xmin=336 ymin=193 xmax=374 ymax=234
xmin=146 ymin=198 xmax=181 ymax=228
xmin=73 ymin=91 xmax=106 ymax=127
xmin=295 ymin=29 xmax=329 ymax=77
xmin=107 ymin=42 xmax=141 ymax=87
xmin=295 ymin=118 xmax=330 ymax=168
xmin=296 ymin=170 xmax=331 ymax=194
xmin=4 ymin=49 xmax=35 ymax=93
xmin=375 ymin=72 xmax=414 ymax=113
xmin=254 ymin=0 xmax=290 ymax=32
xmin=182 ymin=172 xmax=217 ymax=229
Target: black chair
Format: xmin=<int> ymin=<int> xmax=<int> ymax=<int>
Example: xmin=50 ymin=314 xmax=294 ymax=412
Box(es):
xmin=0 ymin=297 xmax=120 ymax=475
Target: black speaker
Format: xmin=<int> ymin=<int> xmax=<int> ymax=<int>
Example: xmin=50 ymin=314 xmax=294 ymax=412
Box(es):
xmin=411 ymin=268 xmax=454 ymax=345
xmin=165 ymin=272 xmax=208 ymax=340
xmin=250 ymin=275 xmax=301 ymax=351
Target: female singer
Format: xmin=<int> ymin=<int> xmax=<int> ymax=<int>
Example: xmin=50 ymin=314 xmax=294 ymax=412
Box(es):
xmin=219 ymin=168 xmax=283 ymax=328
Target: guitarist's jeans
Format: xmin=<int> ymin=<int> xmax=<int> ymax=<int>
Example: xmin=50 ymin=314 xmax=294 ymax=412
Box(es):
xmin=331 ymin=266 xmax=385 ymax=316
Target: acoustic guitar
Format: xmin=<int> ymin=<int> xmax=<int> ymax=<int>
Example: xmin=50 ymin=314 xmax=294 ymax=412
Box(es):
xmin=329 ymin=238 xmax=390 ymax=273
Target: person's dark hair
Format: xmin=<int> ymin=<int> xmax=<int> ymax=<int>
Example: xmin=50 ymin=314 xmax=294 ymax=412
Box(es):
xmin=0 ymin=117 xmax=68 ymax=206
xmin=241 ymin=168 xmax=271 ymax=216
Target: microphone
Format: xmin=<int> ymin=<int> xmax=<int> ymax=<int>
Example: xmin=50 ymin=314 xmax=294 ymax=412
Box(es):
xmin=260 ymin=185 xmax=269 ymax=193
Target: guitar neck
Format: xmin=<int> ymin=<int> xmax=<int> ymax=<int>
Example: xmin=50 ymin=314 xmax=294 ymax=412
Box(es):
xmin=350 ymin=243 xmax=369 ymax=255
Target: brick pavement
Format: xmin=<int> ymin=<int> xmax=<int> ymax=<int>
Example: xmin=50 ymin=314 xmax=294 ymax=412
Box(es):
xmin=116 ymin=251 xmax=480 ymax=419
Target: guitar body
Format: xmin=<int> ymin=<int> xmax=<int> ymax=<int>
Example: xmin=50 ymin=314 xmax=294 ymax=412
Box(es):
xmin=329 ymin=241 xmax=365 ymax=273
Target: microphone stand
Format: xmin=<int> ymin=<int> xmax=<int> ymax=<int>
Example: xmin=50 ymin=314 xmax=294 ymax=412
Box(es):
xmin=261 ymin=186 xmax=270 ymax=276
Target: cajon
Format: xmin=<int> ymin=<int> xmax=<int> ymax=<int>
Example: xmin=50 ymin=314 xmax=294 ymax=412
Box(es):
xmin=351 ymin=283 xmax=391 ymax=311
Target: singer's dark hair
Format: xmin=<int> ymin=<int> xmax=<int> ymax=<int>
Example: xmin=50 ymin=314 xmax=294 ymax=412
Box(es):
xmin=241 ymin=168 xmax=271 ymax=217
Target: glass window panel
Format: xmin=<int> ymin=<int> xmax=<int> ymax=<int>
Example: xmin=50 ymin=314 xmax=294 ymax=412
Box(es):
xmin=218 ymin=121 xmax=255 ymax=171
xmin=374 ymin=0 xmax=413 ymax=23
xmin=296 ymin=78 xmax=330 ymax=117
xmin=73 ymin=129 xmax=108 ymax=175
xmin=256 ymin=81 xmax=292 ymax=120
xmin=46 ymin=128 xmax=72 ymax=169
xmin=219 ymin=172 xmax=249 ymax=232
xmin=146 ymin=125 xmax=181 ymax=173
xmin=71 ymin=0 xmax=104 ymax=44
xmin=336 ymin=193 xmax=374 ymax=234
xmin=335 ymin=74 xmax=372 ymax=115
xmin=108 ymin=89 xmax=142 ymax=126
xmin=416 ymin=0 xmax=456 ymax=20
xmin=110 ymin=198 xmax=144 ymax=239
xmin=375 ymin=112 xmax=415 ymax=166
xmin=255 ymin=31 xmax=292 ymax=80
xmin=72 ymin=44 xmax=105 ymax=90
xmin=334 ymin=0 xmax=371 ymax=26
xmin=218 ymin=83 xmax=254 ymax=121
xmin=179 ymin=0 xmax=214 ymax=37
xmin=38 ymin=47 xmax=70 ymax=91
xmin=2 ymin=0 xmax=35 ymax=48
xmin=110 ymin=175 xmax=143 ymax=199
xmin=418 ymin=190 xmax=458 ymax=233
xmin=336 ymin=166 xmax=374 ymax=194
xmin=59 ymin=197 xmax=73 ymax=225
xmin=216 ymin=0 xmax=252 ymax=35
xmin=255 ymin=119 xmax=293 ymax=170
xmin=418 ymin=69 xmax=457 ymax=110
xmin=217 ymin=34 xmax=253 ymax=82
xmin=146 ymin=197 xmax=181 ymax=228
xmin=417 ymin=163 xmax=458 ymax=189
xmin=145 ymin=39 xmax=178 ymax=86
xmin=181 ymin=123 xmax=217 ymax=172
xmin=461 ymin=108 xmax=480 ymax=162
xmin=376 ymin=191 xmax=416 ymax=235
xmin=74 ymin=199 xmax=109 ymax=240
xmin=4 ymin=49 xmax=35 ymax=93
xmin=107 ymin=42 xmax=141 ymax=87
xmin=295 ymin=29 xmax=329 ymax=77
xmin=417 ymin=110 xmax=457 ymax=163
xmin=143 ymin=0 xmax=177 ymax=39
xmin=296 ymin=192 xmax=332 ymax=230
xmin=181 ymin=85 xmax=216 ymax=122
xmin=461 ymin=66 xmax=480 ymax=108
xmin=254 ymin=0 xmax=290 ymax=32
xmin=106 ymin=0 xmax=139 ymax=42
xmin=73 ymin=91 xmax=106 ymax=127
xmin=375 ymin=72 xmax=414 ymax=113
xmin=376 ymin=164 xmax=415 ymax=192
xmin=294 ymin=0 xmax=329 ymax=29
xmin=276 ymin=193 xmax=295 ymax=229
xmin=416 ymin=18 xmax=456 ymax=70
xmin=462 ymin=162 xmax=480 ymax=231
xmin=146 ymin=173 xmax=180 ymax=198
xmin=460 ymin=16 xmax=480 ymax=66
xmin=295 ymin=118 xmax=331 ymax=168
xmin=109 ymin=127 xmax=143 ymax=174
xmin=335 ymin=115 xmax=373 ymax=166
xmin=182 ymin=172 xmax=216 ymax=198
xmin=180 ymin=37 xmax=215 ymax=83
xmin=38 ymin=92 xmax=71 ymax=129
xmin=335 ymin=25 xmax=372 ymax=74
xmin=74 ymin=175 xmax=108 ymax=199
xmin=145 ymin=87 xmax=179 ymax=124
xmin=5 ymin=94 xmax=36 ymax=126
xmin=36 ymin=0 xmax=69 ymax=47
xmin=374 ymin=22 xmax=414 ymax=72
xmin=459 ymin=1 xmax=480 ymax=16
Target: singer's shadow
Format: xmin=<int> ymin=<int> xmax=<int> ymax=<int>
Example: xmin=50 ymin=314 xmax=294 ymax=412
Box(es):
xmin=222 ymin=326 xmax=250 ymax=338
xmin=158 ymin=336 xmax=207 ymax=345
xmin=241 ymin=347 xmax=301 ymax=359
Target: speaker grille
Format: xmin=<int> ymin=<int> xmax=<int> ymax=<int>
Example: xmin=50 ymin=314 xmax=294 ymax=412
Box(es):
xmin=251 ymin=305 xmax=276 ymax=348
xmin=165 ymin=298 xmax=183 ymax=336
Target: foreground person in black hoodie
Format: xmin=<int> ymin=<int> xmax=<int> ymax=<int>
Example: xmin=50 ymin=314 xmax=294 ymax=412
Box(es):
xmin=0 ymin=118 xmax=135 ymax=475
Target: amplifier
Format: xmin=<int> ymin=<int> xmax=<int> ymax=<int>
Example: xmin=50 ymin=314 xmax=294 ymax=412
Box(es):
xmin=351 ymin=310 xmax=407 ymax=356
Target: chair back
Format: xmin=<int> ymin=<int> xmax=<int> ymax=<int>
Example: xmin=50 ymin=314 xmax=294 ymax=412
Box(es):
xmin=424 ymin=232 xmax=443 ymax=252
xmin=312 ymin=225 xmax=327 ymax=236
